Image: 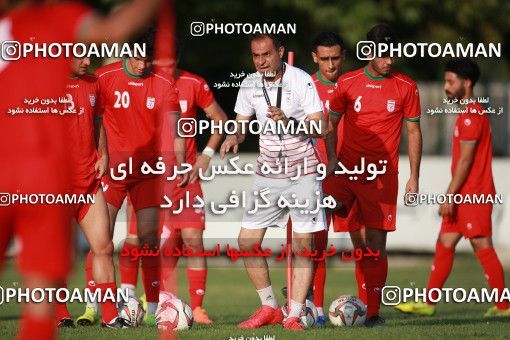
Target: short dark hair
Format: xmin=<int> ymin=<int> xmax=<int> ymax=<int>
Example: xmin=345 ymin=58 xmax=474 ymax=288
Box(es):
xmin=249 ymin=34 xmax=283 ymax=50
xmin=129 ymin=26 xmax=155 ymax=59
xmin=445 ymin=58 xmax=480 ymax=87
xmin=312 ymin=31 xmax=345 ymax=51
xmin=366 ymin=23 xmax=397 ymax=45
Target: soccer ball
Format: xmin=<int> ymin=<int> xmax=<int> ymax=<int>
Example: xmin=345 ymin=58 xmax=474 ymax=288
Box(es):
xmin=329 ymin=295 xmax=367 ymax=326
xmin=156 ymin=294 xmax=193 ymax=331
xmin=118 ymin=296 xmax=145 ymax=327
xmin=281 ymin=299 xmax=318 ymax=328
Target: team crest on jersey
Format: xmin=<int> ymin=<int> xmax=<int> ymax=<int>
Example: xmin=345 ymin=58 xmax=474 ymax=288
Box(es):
xmin=387 ymin=99 xmax=396 ymax=112
xmin=179 ymin=100 xmax=188 ymax=113
xmin=89 ymin=94 xmax=96 ymax=107
xmin=146 ymin=97 xmax=155 ymax=109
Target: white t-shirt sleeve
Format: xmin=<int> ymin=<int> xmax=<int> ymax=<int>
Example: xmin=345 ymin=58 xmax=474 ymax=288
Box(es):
xmin=234 ymin=77 xmax=256 ymax=117
xmin=299 ymin=73 xmax=323 ymax=116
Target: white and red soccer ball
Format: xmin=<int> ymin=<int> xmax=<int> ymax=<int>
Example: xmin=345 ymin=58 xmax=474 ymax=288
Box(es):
xmin=155 ymin=291 xmax=193 ymax=330
xmin=281 ymin=299 xmax=318 ymax=328
xmin=118 ymin=296 xmax=145 ymax=327
xmin=329 ymin=295 xmax=367 ymax=326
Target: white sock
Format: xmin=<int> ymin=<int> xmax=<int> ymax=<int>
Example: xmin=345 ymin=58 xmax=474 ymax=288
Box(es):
xmin=316 ymin=307 xmax=324 ymax=316
xmin=288 ymin=299 xmax=303 ymax=318
xmin=257 ymin=286 xmax=278 ymax=309
xmin=147 ymin=302 xmax=158 ymax=315
xmin=120 ymin=284 xmax=136 ymax=298
xmin=86 ymin=300 xmax=98 ymax=311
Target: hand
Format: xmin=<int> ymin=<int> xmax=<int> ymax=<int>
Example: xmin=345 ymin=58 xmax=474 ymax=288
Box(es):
xmin=190 ymin=153 xmax=211 ymax=184
xmin=404 ymin=177 xmax=419 ymax=206
xmin=177 ymin=164 xmax=190 ymax=188
xmin=438 ymin=202 xmax=454 ymax=217
xmin=266 ymin=106 xmax=289 ymax=124
xmin=95 ymin=154 xmax=109 ymax=179
xmin=220 ymin=135 xmax=239 ymax=159
xmin=405 ymin=177 xmax=419 ymax=194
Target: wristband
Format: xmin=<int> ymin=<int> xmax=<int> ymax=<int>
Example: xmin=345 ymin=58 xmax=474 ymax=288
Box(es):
xmin=202 ymin=146 xmax=215 ymax=158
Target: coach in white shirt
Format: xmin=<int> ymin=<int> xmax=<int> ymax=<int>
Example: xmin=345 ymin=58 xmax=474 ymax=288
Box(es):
xmin=220 ymin=33 xmax=333 ymax=330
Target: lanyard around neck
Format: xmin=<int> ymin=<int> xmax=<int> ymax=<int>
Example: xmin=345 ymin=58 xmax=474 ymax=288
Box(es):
xmin=261 ymin=63 xmax=286 ymax=109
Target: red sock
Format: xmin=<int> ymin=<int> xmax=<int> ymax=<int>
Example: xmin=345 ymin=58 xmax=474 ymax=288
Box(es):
xmin=18 ymin=313 xmax=54 ymax=340
xmin=97 ymin=282 xmax=118 ymax=324
xmin=55 ymin=282 xmax=71 ymax=322
xmin=475 ymin=247 xmax=509 ymax=310
xmin=363 ymin=255 xmax=388 ymax=319
xmin=312 ymin=230 xmax=328 ymax=308
xmin=119 ymin=241 xmax=140 ymax=286
xmin=85 ymin=251 xmax=96 ymax=292
xmin=187 ymin=269 xmax=207 ymax=310
xmin=355 ymin=260 xmax=367 ymax=305
xmin=426 ymin=242 xmax=455 ymax=305
xmin=141 ymin=256 xmax=160 ymax=303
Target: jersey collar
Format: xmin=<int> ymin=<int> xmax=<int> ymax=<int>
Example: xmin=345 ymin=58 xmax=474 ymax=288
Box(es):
xmin=363 ymin=66 xmax=388 ymax=81
xmin=316 ymin=71 xmax=336 ymax=85
xmin=122 ymin=58 xmax=152 ymax=79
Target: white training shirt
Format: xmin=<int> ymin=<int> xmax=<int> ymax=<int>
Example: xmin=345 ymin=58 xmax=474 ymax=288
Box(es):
xmin=234 ymin=63 xmax=323 ymax=179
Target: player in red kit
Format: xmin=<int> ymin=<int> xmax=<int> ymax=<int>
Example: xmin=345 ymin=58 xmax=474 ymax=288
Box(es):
xmin=395 ymin=58 xmax=510 ymax=318
xmin=309 ymin=31 xmax=349 ymax=326
xmin=0 ymin=1 xmax=161 ymax=338
xmin=324 ymin=24 xmax=422 ymax=327
xmin=53 ymin=57 xmax=123 ymax=329
xmin=118 ymin=41 xmax=228 ymax=324
xmin=76 ymin=31 xmax=184 ymax=327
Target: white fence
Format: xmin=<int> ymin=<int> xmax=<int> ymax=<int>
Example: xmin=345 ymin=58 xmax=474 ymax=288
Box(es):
xmin=110 ymin=154 xmax=510 ymax=252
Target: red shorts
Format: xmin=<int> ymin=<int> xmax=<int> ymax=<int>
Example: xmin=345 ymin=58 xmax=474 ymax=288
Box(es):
xmin=102 ymin=174 xmax=163 ymax=211
xmin=323 ymin=174 xmax=398 ymax=231
xmin=74 ymin=177 xmax=101 ymax=223
xmin=330 ymin=201 xmax=363 ymax=232
xmin=440 ymin=203 xmax=492 ymax=238
xmin=126 ymin=181 xmax=206 ymax=235
xmin=162 ymin=181 xmax=205 ymax=230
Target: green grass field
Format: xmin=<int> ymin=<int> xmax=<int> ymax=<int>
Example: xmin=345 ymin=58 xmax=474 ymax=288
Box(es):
xmin=1 ymin=254 xmax=509 ymax=339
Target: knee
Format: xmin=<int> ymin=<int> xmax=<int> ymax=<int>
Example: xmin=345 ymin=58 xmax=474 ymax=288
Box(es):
xmin=470 ymin=237 xmax=492 ymax=252
xmin=91 ymin=240 xmax=114 ymax=258
xmin=238 ymin=234 xmax=257 ymax=251
xmin=292 ymin=234 xmax=312 ymax=251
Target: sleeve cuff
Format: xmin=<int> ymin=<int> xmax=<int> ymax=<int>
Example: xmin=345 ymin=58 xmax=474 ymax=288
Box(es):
xmin=328 ymin=109 xmax=343 ymax=117
xmin=404 ymin=116 xmax=421 ymax=122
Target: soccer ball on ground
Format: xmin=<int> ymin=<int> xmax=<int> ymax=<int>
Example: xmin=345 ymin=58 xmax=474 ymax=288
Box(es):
xmin=156 ymin=292 xmax=193 ymax=330
xmin=118 ymin=296 xmax=145 ymax=327
xmin=281 ymin=299 xmax=318 ymax=328
xmin=329 ymin=295 xmax=367 ymax=326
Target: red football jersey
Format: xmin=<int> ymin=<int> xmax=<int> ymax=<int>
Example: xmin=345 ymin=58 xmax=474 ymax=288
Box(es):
xmin=451 ymin=102 xmax=495 ymax=195
xmin=0 ymin=2 xmax=92 ymax=193
xmin=329 ymin=67 xmax=421 ymax=175
xmin=311 ymin=71 xmax=343 ymax=165
xmin=173 ymin=69 xmax=215 ymax=164
xmin=65 ymin=73 xmax=100 ymax=187
xmin=96 ymin=59 xmax=180 ymax=178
